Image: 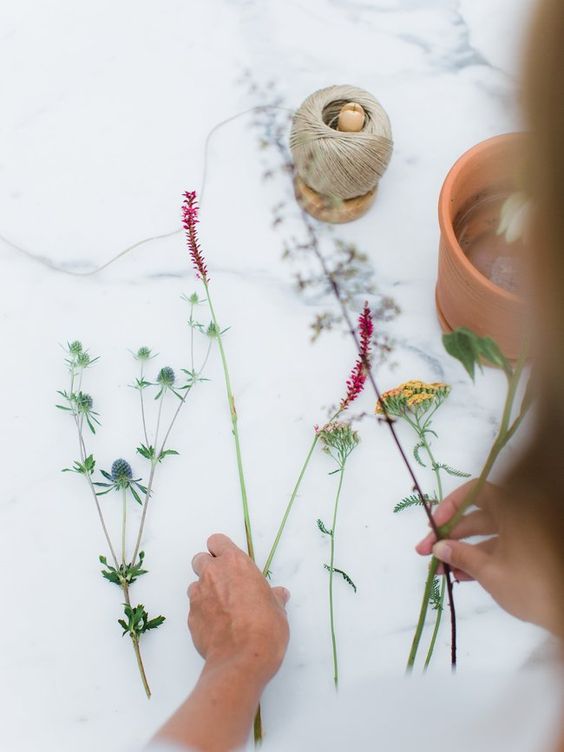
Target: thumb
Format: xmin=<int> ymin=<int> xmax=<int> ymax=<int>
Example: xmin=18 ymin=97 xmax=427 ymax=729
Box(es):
xmin=272 ymin=586 xmax=290 ymax=608
xmin=433 ymin=540 xmax=492 ymax=584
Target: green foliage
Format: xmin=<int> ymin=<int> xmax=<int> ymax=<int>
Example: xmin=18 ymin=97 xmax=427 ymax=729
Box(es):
xmin=324 ymin=564 xmax=357 ymax=593
xmin=430 ymin=576 xmax=443 ymax=611
xmin=100 ymin=551 xmax=148 ymax=586
xmin=413 ymin=441 xmax=426 ymax=467
xmin=137 ymin=444 xmax=179 ymax=463
xmin=62 ymin=454 xmax=96 ymax=475
xmin=317 ymin=518 xmax=333 ymax=536
xmin=118 ymin=603 xmax=165 ymax=638
xmin=443 ymin=328 xmax=512 ymax=381
xmin=433 ymin=463 xmax=470 ymax=479
xmin=393 ymin=493 xmax=437 ymax=513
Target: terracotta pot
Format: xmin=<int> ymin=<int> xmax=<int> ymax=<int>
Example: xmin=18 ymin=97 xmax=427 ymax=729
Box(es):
xmin=436 ymin=133 xmax=526 ymax=360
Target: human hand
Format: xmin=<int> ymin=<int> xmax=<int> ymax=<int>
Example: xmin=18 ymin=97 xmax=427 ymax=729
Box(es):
xmin=188 ymin=533 xmax=290 ymax=683
xmin=416 ymin=480 xmax=555 ymax=631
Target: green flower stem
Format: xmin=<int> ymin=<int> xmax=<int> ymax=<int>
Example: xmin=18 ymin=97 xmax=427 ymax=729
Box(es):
xmin=68 ymin=374 xmax=119 ymax=569
xmin=204 ymin=281 xmax=255 ymax=562
xmin=121 ymin=581 xmax=151 ymax=699
xmin=418 ymin=424 xmax=446 ymax=670
xmin=262 ymin=432 xmax=320 ymax=576
xmin=406 ymin=556 xmax=440 ymax=671
xmin=139 ymin=362 xmax=149 ymax=446
xmin=122 ymin=488 xmax=128 ymax=566
xmin=424 ymin=576 xmax=446 ymax=671
xmin=329 ymin=464 xmax=346 ymax=689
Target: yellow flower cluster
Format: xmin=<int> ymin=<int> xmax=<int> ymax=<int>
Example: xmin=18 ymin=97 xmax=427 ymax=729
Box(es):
xmin=375 ymin=380 xmax=451 ymax=417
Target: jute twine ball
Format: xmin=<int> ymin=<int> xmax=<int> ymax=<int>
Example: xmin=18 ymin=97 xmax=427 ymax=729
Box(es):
xmin=290 ymin=84 xmax=393 ymax=201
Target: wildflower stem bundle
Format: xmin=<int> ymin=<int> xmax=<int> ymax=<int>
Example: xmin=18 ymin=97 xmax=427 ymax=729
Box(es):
xmin=407 ymin=329 xmax=530 ymax=670
xmin=58 ymin=319 xmax=210 ymax=697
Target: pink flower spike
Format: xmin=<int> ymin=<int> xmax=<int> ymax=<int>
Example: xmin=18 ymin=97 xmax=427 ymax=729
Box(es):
xmin=339 ymin=303 xmax=373 ymax=411
xmin=182 ymin=191 xmax=209 ymax=283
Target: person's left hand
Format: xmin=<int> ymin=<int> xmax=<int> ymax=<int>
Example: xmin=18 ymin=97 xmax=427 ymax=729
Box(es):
xmin=188 ymin=533 xmax=290 ymax=682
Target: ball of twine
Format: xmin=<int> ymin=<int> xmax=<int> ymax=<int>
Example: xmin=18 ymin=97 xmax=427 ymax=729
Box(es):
xmin=290 ymin=84 xmax=393 ymax=201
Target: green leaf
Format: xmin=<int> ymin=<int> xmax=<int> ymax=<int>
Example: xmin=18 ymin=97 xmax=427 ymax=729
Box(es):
xmin=435 ymin=463 xmax=471 ymax=478
xmin=443 ymin=328 xmax=481 ymax=381
xmin=324 ymin=564 xmax=357 ymax=593
xmin=413 ymin=441 xmax=426 ymax=467
xmin=476 ymin=336 xmax=511 ymax=376
xmin=144 ymin=615 xmax=166 ymax=631
xmin=137 ymin=444 xmax=155 ymax=460
xmin=430 ymin=576 xmax=443 ymax=611
xmin=393 ymin=493 xmax=437 ymax=513
xmin=158 ymin=449 xmax=179 ymax=462
xmin=129 ymin=486 xmax=143 ymax=505
xmin=316 ymin=518 xmax=332 ymax=536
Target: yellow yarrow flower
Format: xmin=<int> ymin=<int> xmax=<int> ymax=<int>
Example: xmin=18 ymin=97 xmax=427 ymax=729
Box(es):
xmin=376 ymin=380 xmax=450 ymax=417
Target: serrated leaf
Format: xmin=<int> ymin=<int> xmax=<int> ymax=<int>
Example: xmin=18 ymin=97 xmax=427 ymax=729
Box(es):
xmin=324 ymin=564 xmax=357 ymax=593
xmin=413 ymin=441 xmax=426 ymax=467
xmin=436 ymin=464 xmax=471 ymax=478
xmin=393 ymin=493 xmax=437 ymax=513
xmin=316 ymin=519 xmax=332 ymax=536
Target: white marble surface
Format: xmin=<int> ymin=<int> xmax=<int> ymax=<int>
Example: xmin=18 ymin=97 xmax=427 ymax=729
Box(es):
xmin=0 ymin=1 xmax=546 ymax=750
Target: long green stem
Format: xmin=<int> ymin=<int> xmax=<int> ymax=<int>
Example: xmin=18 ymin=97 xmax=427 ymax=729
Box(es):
xmin=122 ymin=581 xmax=151 ymax=698
xmin=139 ymin=363 xmax=149 ymax=446
xmin=204 ymin=281 xmax=255 ymax=561
xmin=424 ymin=576 xmax=446 ymax=671
xmin=262 ymin=433 xmax=320 ymax=576
xmin=419 ymin=426 xmax=446 ymax=669
xmin=407 ymin=557 xmax=440 ymax=670
xmin=121 ymin=488 xmax=127 ymax=566
xmin=328 ymin=465 xmax=346 ymax=689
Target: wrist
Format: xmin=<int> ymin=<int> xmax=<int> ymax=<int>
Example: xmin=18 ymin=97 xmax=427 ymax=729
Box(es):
xmin=203 ymin=646 xmax=278 ymax=688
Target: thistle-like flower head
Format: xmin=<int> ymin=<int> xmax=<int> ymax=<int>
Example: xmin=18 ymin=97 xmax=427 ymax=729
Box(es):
xmin=376 ymin=380 xmax=451 ymax=418
xmin=75 ymin=392 xmax=93 ymax=412
xmin=135 ymin=346 xmax=153 ymax=361
xmin=317 ymin=420 xmax=360 ymax=466
xmin=69 ymin=340 xmax=83 ymax=355
xmin=182 ymin=191 xmax=209 ymax=283
xmin=111 ymin=458 xmax=133 ymax=485
xmin=157 ymin=366 xmax=176 ymax=387
xmin=340 ymin=303 xmax=374 ymax=410
xmin=76 ymin=350 xmax=91 ymax=368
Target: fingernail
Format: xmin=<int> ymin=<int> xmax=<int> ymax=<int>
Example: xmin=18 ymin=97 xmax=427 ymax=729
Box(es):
xmin=433 ymin=541 xmax=452 ymax=564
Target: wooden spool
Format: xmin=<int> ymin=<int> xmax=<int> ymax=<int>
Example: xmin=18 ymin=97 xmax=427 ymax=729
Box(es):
xmin=295 ymin=101 xmax=376 ymax=224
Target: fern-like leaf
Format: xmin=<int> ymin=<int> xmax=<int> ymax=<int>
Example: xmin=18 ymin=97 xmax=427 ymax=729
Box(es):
xmin=317 ymin=518 xmax=332 ymax=536
xmin=393 ymin=493 xmax=437 ymax=513
xmin=430 ymin=576 xmax=443 ymax=611
xmin=413 ymin=441 xmax=426 ymax=467
xmin=435 ymin=463 xmax=471 ymax=478
xmin=324 ymin=564 xmax=357 ymax=593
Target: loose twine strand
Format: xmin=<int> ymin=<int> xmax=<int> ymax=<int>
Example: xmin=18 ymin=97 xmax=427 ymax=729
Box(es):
xmin=0 ymin=87 xmax=392 ymax=277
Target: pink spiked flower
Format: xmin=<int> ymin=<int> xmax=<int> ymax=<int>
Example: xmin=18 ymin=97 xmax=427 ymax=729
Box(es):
xmin=340 ymin=302 xmax=374 ymax=410
xmin=182 ymin=191 xmax=209 ymax=283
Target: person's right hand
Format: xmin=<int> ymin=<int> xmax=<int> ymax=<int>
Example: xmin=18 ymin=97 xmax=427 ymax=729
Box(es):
xmin=188 ymin=533 xmax=290 ymax=683
xmin=416 ymin=480 xmax=556 ymax=632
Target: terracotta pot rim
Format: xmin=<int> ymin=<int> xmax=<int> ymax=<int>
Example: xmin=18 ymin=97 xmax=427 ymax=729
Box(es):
xmin=437 ymin=132 xmax=524 ymax=305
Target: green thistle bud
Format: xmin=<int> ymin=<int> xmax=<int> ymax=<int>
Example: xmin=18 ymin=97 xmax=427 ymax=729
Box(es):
xmin=136 ymin=346 xmax=152 ymax=361
xmin=157 ymin=367 xmax=175 ymax=386
xmin=69 ymin=340 xmax=83 ymax=355
xmin=188 ymin=292 xmax=199 ymax=304
xmin=207 ymin=322 xmax=219 ymax=338
xmin=75 ymin=392 xmax=93 ymax=412
xmin=76 ymin=351 xmax=91 ymax=368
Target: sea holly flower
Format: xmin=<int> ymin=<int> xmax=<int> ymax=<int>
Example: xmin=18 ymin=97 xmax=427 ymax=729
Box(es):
xmin=93 ymin=458 xmax=148 ymax=504
xmin=135 ymin=346 xmax=155 ymax=362
xmin=375 ymin=380 xmax=451 ymax=419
